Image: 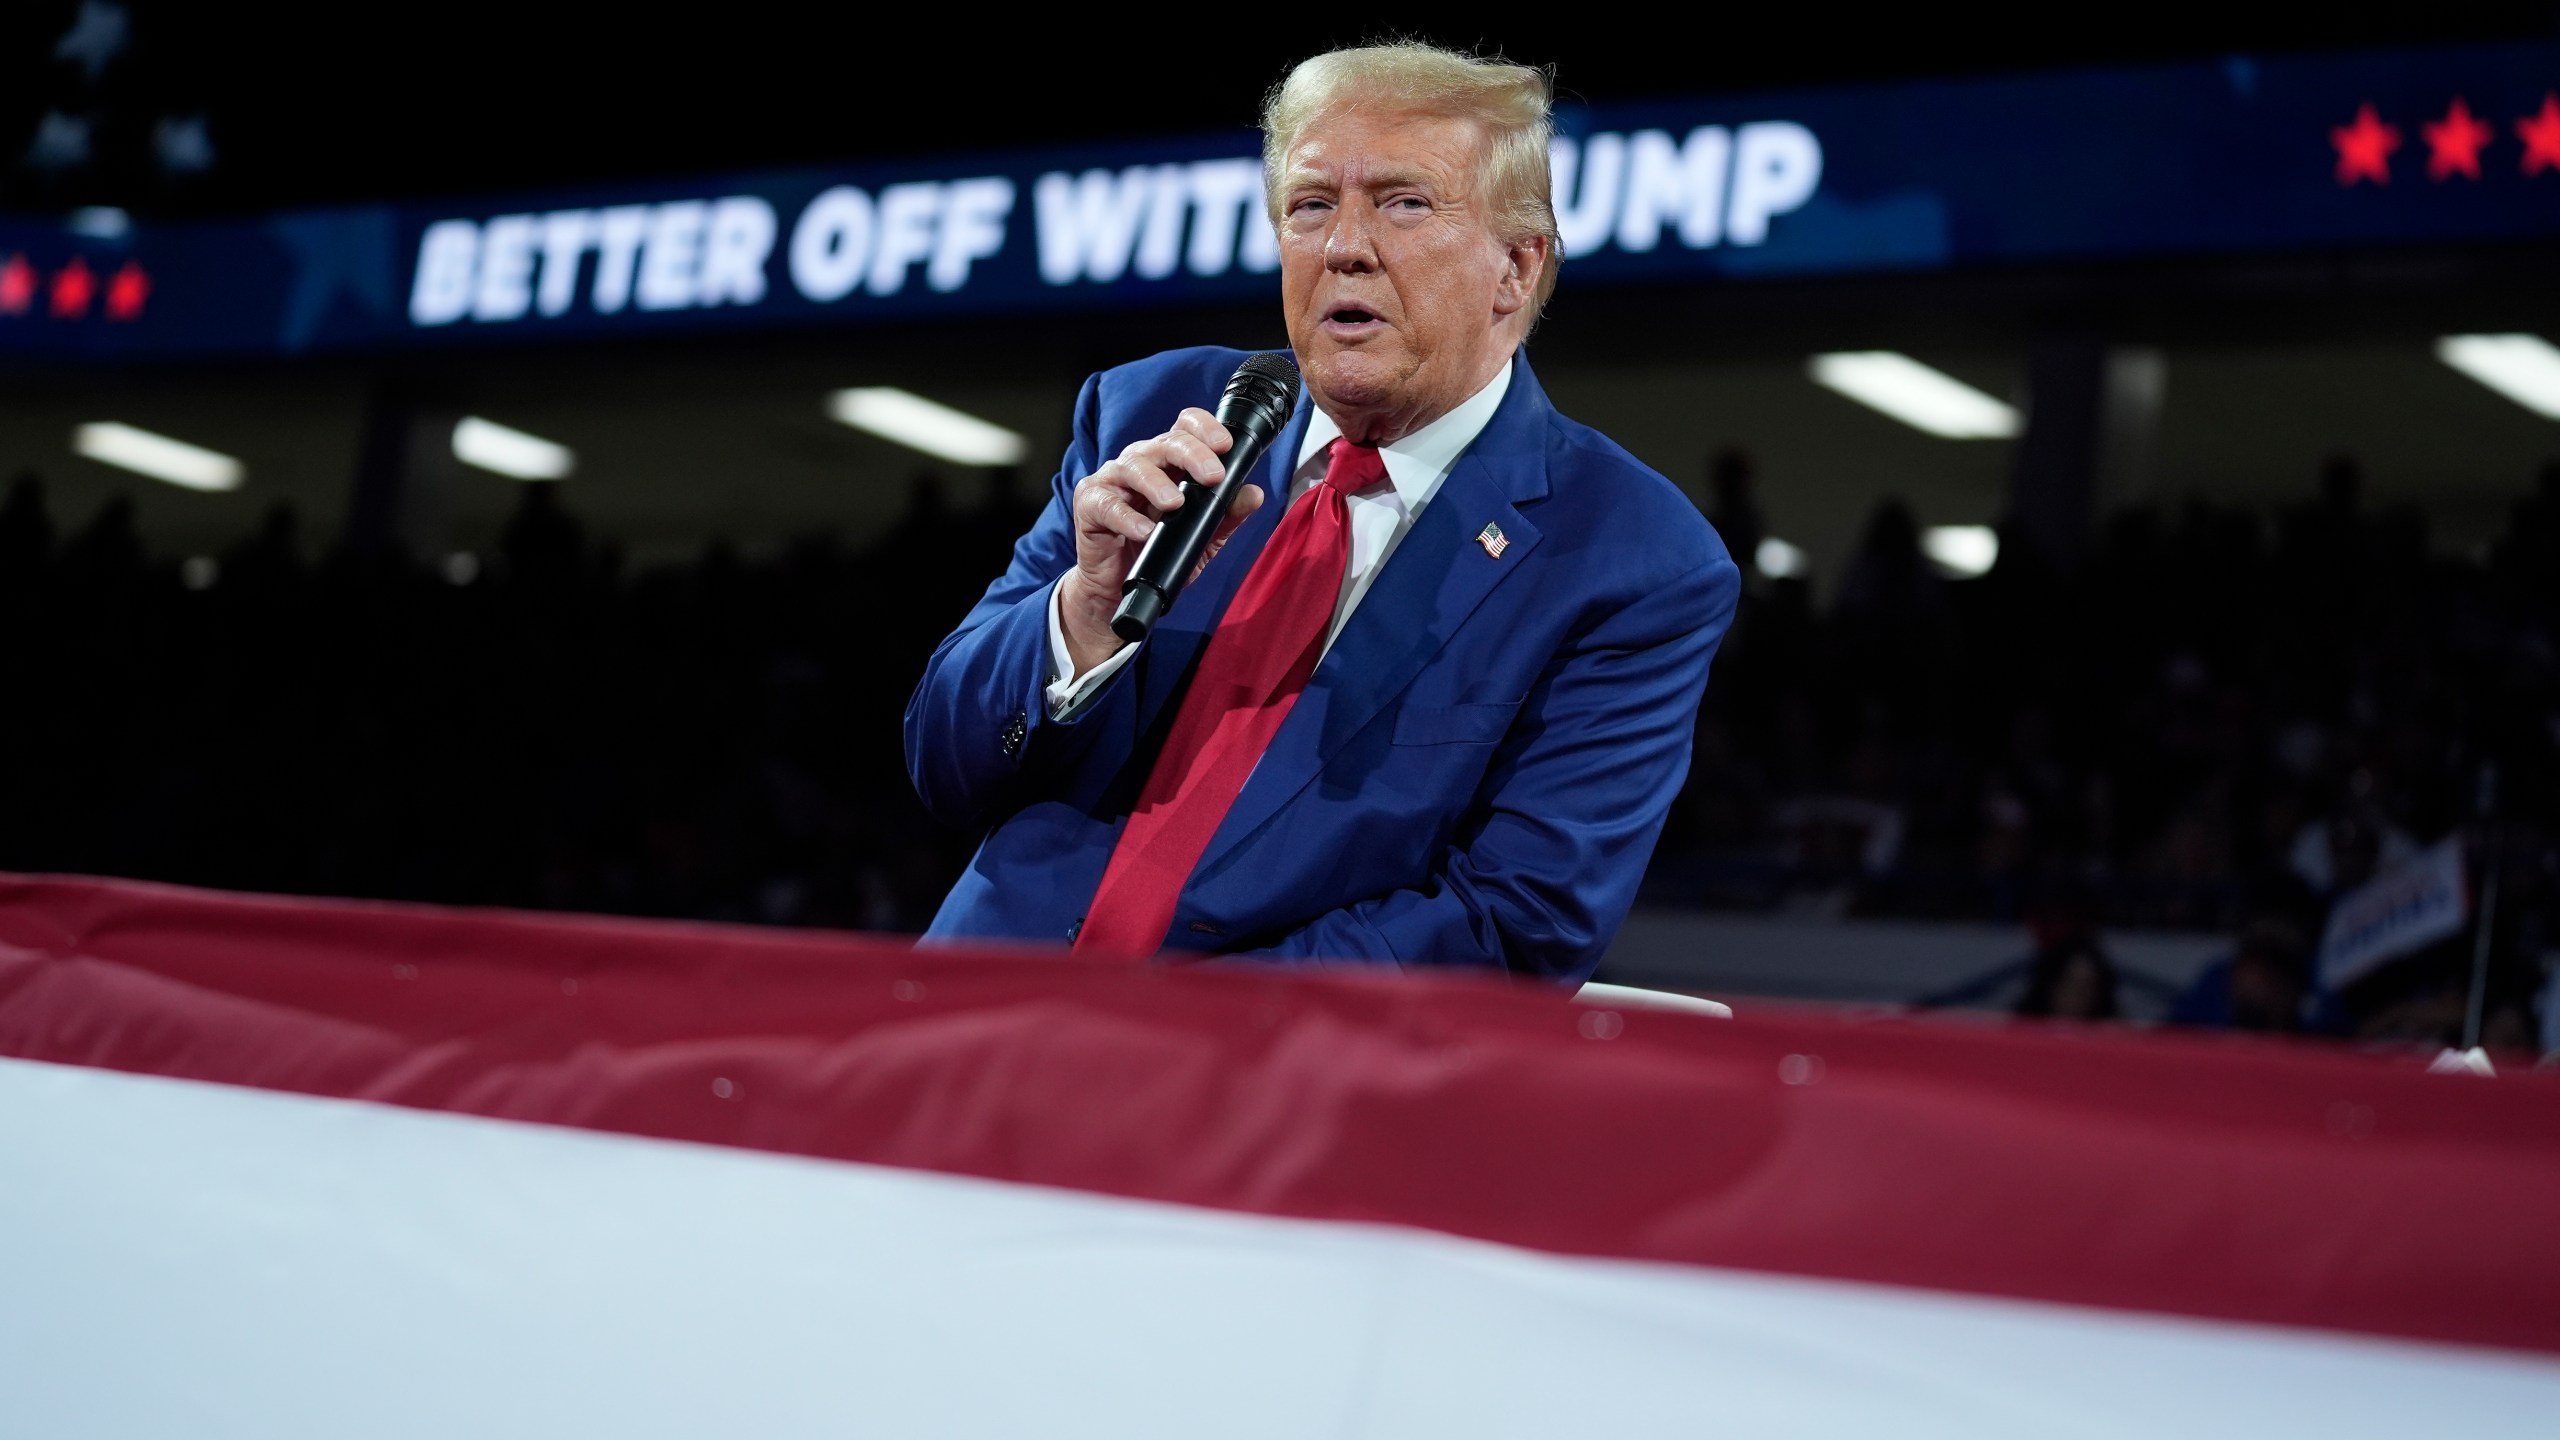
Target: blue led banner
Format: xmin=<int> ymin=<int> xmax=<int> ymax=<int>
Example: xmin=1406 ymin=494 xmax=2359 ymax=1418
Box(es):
xmin=7 ymin=42 xmax=2560 ymax=361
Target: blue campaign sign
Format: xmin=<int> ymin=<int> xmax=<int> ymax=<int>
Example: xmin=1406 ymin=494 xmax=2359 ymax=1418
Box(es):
xmin=6 ymin=42 xmax=2560 ymax=361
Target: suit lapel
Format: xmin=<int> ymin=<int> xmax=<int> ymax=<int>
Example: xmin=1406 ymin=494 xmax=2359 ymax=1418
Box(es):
xmin=1191 ymin=356 xmax=1556 ymax=880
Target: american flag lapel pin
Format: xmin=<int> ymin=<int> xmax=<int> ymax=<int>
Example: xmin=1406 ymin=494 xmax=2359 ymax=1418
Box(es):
xmin=1476 ymin=522 xmax=1510 ymax=559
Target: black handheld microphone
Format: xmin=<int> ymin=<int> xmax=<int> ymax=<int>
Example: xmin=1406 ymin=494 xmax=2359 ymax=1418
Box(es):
xmin=1111 ymin=352 xmax=1302 ymax=642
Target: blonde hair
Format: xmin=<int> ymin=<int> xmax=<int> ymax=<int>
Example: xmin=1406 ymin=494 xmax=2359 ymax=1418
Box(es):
xmin=1260 ymin=42 xmax=1561 ymax=320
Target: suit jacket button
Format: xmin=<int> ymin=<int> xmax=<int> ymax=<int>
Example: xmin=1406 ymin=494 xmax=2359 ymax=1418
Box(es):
xmin=1066 ymin=918 xmax=1083 ymax=942
xmin=1000 ymin=709 xmax=1028 ymax=758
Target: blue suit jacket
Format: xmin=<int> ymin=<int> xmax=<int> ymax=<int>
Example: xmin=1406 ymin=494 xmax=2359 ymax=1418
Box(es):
xmin=905 ymin=346 xmax=1738 ymax=982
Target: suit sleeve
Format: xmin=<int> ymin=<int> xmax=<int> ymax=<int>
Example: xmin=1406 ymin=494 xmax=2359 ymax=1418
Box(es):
xmin=903 ymin=372 xmax=1132 ymax=831
xmin=1240 ymin=552 xmax=1741 ymax=985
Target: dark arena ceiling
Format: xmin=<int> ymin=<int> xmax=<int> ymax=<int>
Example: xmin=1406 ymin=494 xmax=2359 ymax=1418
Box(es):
xmin=6 ymin=5 xmax=2560 ymax=219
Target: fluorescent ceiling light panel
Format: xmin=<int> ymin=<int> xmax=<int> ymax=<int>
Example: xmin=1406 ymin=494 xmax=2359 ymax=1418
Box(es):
xmin=1923 ymin=524 xmax=1999 ymax=577
xmin=72 ymin=421 xmax=243 ymax=492
xmin=2437 ymin=334 xmax=2560 ymax=420
xmin=67 ymin=206 xmax=130 ymax=240
xmin=1755 ymin=537 xmax=1808 ymax=579
xmin=829 ymin=387 xmax=1028 ymax=466
xmin=1808 ymin=352 xmax=2021 ymax=439
xmin=453 ymin=416 xmax=574 ymax=480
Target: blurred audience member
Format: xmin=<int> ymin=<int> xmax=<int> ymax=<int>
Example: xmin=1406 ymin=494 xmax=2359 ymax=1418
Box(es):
xmin=1833 ymin=497 xmax=1941 ymax=624
xmin=2016 ymin=932 xmax=2121 ymax=1021
xmin=1706 ymin=448 xmax=1765 ymax=581
xmin=2171 ymin=913 xmax=2314 ymax=1032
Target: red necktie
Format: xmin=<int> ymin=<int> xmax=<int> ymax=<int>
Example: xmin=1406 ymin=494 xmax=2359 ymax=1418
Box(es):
xmin=1073 ymin=438 xmax=1387 ymax=958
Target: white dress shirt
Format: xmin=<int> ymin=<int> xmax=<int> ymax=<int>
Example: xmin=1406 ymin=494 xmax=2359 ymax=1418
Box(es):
xmin=1043 ymin=359 xmax=1514 ymax=720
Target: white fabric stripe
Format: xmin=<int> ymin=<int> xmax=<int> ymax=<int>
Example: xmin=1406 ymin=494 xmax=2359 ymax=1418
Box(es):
xmin=3 ymin=1054 xmax=2553 ymax=1440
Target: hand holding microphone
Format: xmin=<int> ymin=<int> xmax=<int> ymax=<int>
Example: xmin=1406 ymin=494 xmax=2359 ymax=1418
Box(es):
xmin=1059 ymin=355 xmax=1301 ymax=667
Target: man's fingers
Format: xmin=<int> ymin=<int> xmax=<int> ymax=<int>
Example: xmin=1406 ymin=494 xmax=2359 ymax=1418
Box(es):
xmin=1128 ymin=429 xmax=1225 ymax=489
xmin=1219 ymin=483 xmax=1266 ymax=531
xmin=1074 ymin=413 xmax=1246 ymax=568
xmin=1172 ymin=408 xmax=1233 ymax=453
xmin=1075 ymin=480 xmax=1161 ymax=546
xmin=1162 ymin=430 xmax=1227 ymax=486
xmin=1098 ymin=456 xmax=1185 ymax=512
xmin=1093 ymin=493 xmax=1157 ymax=545
xmin=1188 ymin=484 xmax=1269 ymax=583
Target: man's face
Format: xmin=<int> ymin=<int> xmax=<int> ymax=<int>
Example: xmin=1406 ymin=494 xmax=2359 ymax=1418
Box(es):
xmin=1276 ymin=107 xmax=1535 ymax=444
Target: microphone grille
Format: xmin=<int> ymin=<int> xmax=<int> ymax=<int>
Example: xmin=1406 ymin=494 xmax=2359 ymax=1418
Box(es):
xmin=1229 ymin=352 xmax=1302 ymax=416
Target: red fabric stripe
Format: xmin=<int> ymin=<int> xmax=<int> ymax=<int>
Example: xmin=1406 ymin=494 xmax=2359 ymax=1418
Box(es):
xmin=2 ymin=871 xmax=2556 ymax=1356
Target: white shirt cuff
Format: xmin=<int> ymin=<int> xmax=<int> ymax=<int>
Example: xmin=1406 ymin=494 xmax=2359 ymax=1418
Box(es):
xmin=1044 ymin=579 xmax=1139 ymax=721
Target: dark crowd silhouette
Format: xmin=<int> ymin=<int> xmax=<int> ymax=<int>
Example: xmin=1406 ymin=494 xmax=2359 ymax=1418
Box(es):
xmin=1671 ymin=451 xmax=2556 ymax=1051
xmin=0 ymin=466 xmax=1040 ymax=939
xmin=0 ymin=452 xmax=2551 ymax=1052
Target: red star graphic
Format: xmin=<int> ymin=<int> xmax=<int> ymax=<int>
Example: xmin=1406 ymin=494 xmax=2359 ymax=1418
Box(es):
xmin=2332 ymin=103 xmax=2400 ymax=185
xmin=104 ymin=261 xmax=149 ymax=321
xmin=2423 ymin=96 xmax=2496 ymax=180
xmin=0 ymin=255 xmax=32 ymax=315
xmin=49 ymin=256 xmax=94 ymax=318
xmin=2518 ymin=94 xmax=2560 ymax=176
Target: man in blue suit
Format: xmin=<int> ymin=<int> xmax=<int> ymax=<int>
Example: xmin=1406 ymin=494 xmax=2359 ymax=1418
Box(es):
xmin=905 ymin=42 xmax=1738 ymax=982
